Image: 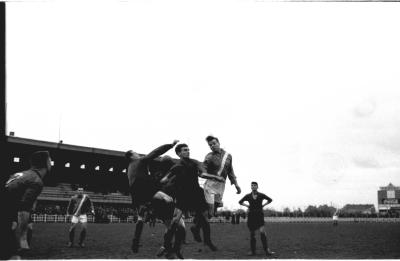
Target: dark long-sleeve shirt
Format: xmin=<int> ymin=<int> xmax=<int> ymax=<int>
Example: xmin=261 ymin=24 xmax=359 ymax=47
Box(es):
xmin=67 ymin=194 xmax=94 ymax=215
xmin=239 ymin=192 xmax=272 ymax=213
xmin=127 ymin=144 xmax=175 ymax=187
xmin=204 ymin=149 xmax=237 ymax=185
xmin=5 ymin=169 xmax=43 ymax=212
xmin=162 ymin=158 xmax=208 ymax=211
xmin=162 ymin=158 xmax=204 ymax=199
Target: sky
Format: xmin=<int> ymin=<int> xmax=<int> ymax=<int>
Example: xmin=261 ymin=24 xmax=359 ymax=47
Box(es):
xmin=5 ymin=0 xmax=400 ymax=211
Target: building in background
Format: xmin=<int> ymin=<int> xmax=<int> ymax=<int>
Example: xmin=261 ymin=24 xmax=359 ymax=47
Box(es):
xmin=378 ymin=183 xmax=400 ymax=216
xmin=340 ymin=204 xmax=376 ymax=216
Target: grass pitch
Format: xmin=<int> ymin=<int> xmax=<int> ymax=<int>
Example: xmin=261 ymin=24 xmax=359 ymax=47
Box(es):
xmin=24 ymin=222 xmax=400 ymax=259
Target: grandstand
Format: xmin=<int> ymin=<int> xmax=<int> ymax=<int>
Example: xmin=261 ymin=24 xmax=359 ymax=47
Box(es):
xmin=6 ymin=135 xmax=129 ymax=192
xmin=5 ymin=135 xmax=135 ymax=222
xmin=39 ymin=184 xmax=131 ymax=204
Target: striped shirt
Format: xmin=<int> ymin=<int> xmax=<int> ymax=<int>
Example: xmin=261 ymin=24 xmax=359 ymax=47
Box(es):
xmin=204 ymin=149 xmax=237 ymax=185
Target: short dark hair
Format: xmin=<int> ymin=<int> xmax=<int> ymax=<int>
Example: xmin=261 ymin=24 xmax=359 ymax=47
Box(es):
xmin=125 ymin=150 xmax=133 ymax=160
xmin=251 ymin=181 xmax=258 ymax=186
xmin=30 ymin=151 xmax=50 ymax=169
xmin=175 ymin=143 xmax=188 ymax=155
xmin=206 ymin=135 xmax=219 ymax=143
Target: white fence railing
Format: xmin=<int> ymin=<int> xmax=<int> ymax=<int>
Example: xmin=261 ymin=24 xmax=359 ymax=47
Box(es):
xmin=31 ymin=214 xmax=95 ymax=223
xmin=264 ymin=217 xmax=400 ymax=223
xmin=30 ymin=214 xmax=400 ymax=224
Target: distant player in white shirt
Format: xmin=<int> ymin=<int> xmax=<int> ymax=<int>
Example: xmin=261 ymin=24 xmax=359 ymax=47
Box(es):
xmin=332 ymin=209 xmax=339 ymax=226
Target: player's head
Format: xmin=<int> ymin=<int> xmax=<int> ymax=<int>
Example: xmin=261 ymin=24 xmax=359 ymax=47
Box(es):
xmin=251 ymin=181 xmax=258 ymax=191
xmin=175 ymin=143 xmax=190 ymax=159
xmin=77 ymin=187 xmax=84 ymax=196
xmin=30 ymin=151 xmax=52 ymax=173
xmin=125 ymin=150 xmax=140 ymax=161
xmin=206 ymin=135 xmax=220 ymax=152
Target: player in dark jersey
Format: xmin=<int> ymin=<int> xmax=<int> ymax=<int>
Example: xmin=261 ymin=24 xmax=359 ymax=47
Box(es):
xmin=66 ymin=188 xmax=95 ymax=248
xmin=152 ymin=196 xmax=186 ymax=259
xmin=125 ymin=140 xmax=179 ymax=253
xmin=3 ymin=151 xmax=52 ymax=259
xmin=239 ymin=182 xmax=275 ymax=256
xmin=161 ymin=143 xmax=222 ymax=255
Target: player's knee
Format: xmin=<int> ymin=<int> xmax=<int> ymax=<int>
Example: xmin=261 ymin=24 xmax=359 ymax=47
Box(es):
xmin=154 ymin=191 xmax=173 ymax=203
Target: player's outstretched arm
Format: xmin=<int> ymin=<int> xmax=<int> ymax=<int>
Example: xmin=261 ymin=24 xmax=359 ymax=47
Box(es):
xmin=88 ymin=197 xmax=95 ymax=215
xmin=234 ymin=182 xmax=241 ymax=194
xmin=226 ymin=155 xmax=240 ymax=194
xmin=160 ymin=171 xmax=176 ymax=184
xmin=144 ymin=140 xmax=180 ymax=161
xmin=66 ymin=198 xmax=73 ymax=215
xmin=196 ymin=160 xmax=225 ymax=181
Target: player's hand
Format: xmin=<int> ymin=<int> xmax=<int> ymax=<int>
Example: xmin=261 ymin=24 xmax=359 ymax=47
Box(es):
xmin=91 ymin=210 xmax=95 ymax=215
xmin=235 ymin=185 xmax=241 ymax=194
xmin=172 ymin=140 xmax=179 ymax=146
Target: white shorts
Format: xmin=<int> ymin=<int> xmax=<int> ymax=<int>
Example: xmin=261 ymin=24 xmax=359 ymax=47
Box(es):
xmin=71 ymin=214 xmax=88 ymax=224
xmin=204 ymin=180 xmax=225 ymax=204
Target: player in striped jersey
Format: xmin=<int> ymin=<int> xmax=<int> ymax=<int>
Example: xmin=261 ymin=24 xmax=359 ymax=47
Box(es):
xmin=66 ymin=188 xmax=95 ymax=248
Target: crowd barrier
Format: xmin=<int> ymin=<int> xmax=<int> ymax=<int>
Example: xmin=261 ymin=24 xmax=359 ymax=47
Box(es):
xmin=31 ymin=214 xmax=95 ymax=223
xmin=30 ymin=214 xmax=400 ymax=224
xmin=30 ymin=214 xmax=231 ymax=223
xmin=265 ymin=217 xmax=400 ymax=223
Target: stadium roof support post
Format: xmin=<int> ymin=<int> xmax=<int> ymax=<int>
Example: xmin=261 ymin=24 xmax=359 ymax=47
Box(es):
xmin=0 ymin=2 xmax=6 ymax=187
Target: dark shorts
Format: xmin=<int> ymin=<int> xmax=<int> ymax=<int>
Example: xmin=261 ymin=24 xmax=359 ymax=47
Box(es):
xmin=176 ymin=187 xmax=208 ymax=213
xmin=130 ymin=178 xmax=158 ymax=208
xmin=151 ymin=198 xmax=175 ymax=221
xmin=247 ymin=211 xmax=265 ymax=231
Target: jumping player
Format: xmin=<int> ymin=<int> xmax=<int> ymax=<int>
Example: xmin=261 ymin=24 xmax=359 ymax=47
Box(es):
xmin=125 ymin=140 xmax=179 ymax=253
xmin=239 ymin=182 xmax=275 ymax=256
xmin=161 ymin=143 xmax=222 ymax=254
xmin=67 ymin=187 xmax=95 ymax=248
xmin=203 ymin=135 xmax=241 ymax=216
xmin=190 ymin=135 xmax=241 ymax=243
